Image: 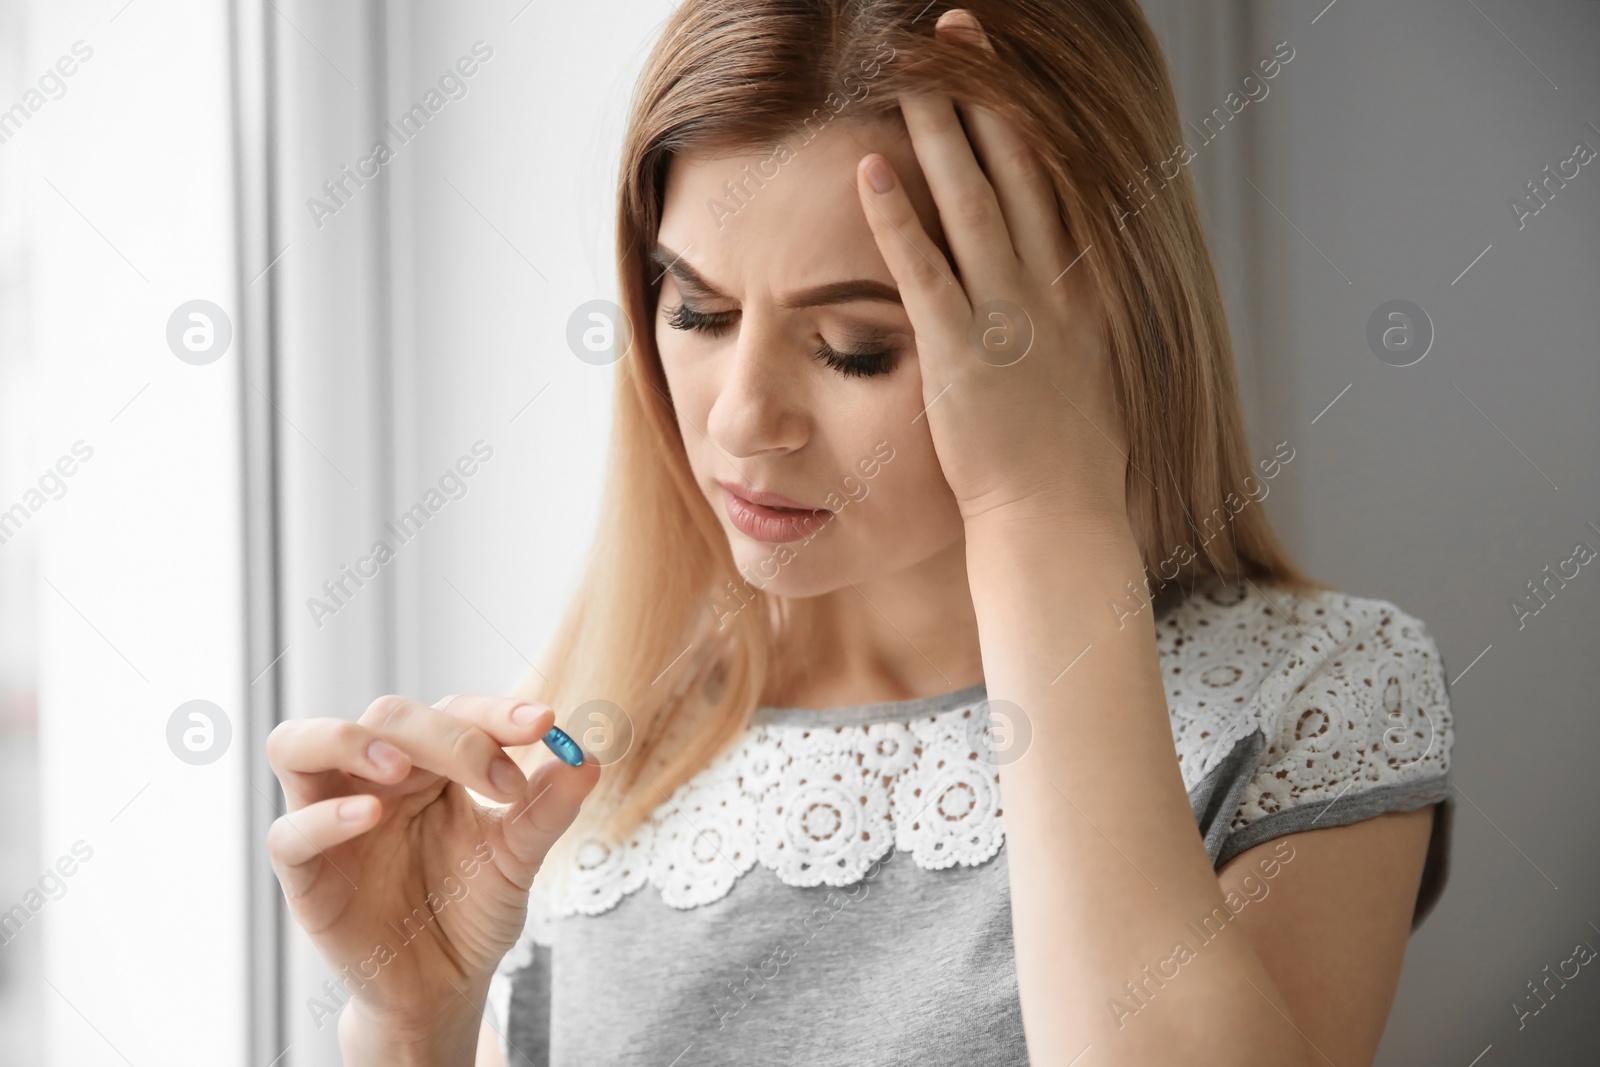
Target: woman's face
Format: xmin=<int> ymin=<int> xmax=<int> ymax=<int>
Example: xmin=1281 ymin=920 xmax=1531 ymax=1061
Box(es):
xmin=654 ymin=119 xmax=966 ymax=598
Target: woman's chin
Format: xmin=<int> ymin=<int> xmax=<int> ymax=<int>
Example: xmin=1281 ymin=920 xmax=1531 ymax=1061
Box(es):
xmin=729 ymin=551 xmax=840 ymax=600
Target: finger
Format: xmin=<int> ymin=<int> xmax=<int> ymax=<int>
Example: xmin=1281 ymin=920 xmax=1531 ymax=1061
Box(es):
xmin=934 ymin=9 xmax=1073 ymax=277
xmin=267 ymin=717 xmax=415 ymax=807
xmin=895 ymin=85 xmax=1017 ymax=294
xmin=267 ymin=793 xmax=380 ymax=898
xmin=359 ymin=694 xmax=534 ymax=804
xmin=494 ymin=749 xmax=603 ymax=882
xmin=854 ymin=153 xmax=972 ymax=375
xmin=430 ymin=693 xmax=558 ymax=749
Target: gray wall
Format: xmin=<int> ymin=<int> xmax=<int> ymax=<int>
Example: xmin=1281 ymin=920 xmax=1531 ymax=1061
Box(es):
xmin=1145 ymin=2 xmax=1600 ymax=1064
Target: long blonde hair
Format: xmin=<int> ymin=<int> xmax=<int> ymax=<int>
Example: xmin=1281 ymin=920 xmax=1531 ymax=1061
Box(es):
xmin=513 ymin=0 xmax=1321 ymax=856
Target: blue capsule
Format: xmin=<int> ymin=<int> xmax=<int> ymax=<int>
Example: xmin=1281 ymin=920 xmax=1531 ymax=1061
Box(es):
xmin=542 ymin=725 xmax=586 ymax=767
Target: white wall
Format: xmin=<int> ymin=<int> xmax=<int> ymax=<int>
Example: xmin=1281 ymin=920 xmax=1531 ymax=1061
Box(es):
xmin=24 ymin=1 xmax=250 ymax=1063
xmin=387 ymin=0 xmax=673 ymax=702
xmin=268 ymin=2 xmax=676 ymax=1061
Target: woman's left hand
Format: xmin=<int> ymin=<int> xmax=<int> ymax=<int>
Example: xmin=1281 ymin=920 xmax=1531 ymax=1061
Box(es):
xmin=855 ymin=9 xmax=1129 ymax=537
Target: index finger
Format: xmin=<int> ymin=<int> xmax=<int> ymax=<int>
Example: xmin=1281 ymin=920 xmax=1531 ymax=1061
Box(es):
xmin=359 ymin=695 xmax=553 ymax=803
xmin=853 ymin=153 xmax=971 ymax=374
xmin=430 ymin=693 xmax=558 ymax=748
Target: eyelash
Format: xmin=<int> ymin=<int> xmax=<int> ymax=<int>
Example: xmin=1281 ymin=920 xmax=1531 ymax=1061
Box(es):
xmin=663 ymin=302 xmax=896 ymax=380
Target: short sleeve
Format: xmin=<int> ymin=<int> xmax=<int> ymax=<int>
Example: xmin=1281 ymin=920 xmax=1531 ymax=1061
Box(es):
xmin=1211 ymin=594 xmax=1456 ymax=930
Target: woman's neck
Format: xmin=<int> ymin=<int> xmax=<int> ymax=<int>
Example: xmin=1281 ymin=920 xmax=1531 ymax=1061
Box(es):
xmin=759 ymin=539 xmax=985 ymax=710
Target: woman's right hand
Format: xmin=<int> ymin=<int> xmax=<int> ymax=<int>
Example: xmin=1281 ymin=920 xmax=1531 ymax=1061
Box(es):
xmin=265 ymin=694 xmax=600 ymax=1057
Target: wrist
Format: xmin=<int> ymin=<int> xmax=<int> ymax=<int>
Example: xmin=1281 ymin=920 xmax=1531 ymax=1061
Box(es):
xmin=963 ymin=503 xmax=1148 ymax=627
xmin=962 ymin=497 xmax=1138 ymax=563
xmin=338 ymin=989 xmax=486 ymax=1067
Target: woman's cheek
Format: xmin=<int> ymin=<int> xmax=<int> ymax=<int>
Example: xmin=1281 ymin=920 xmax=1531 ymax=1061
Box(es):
xmin=656 ymin=337 xmax=712 ymax=433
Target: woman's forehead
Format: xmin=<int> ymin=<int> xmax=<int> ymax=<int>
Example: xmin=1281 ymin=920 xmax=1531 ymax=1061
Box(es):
xmin=657 ymin=120 xmax=943 ymax=286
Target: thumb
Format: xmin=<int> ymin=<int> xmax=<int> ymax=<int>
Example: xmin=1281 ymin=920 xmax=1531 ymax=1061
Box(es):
xmin=496 ymin=745 xmax=602 ymax=876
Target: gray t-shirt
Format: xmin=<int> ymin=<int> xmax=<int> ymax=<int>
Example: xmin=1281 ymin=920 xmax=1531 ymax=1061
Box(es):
xmin=485 ymin=579 xmax=1455 ymax=1065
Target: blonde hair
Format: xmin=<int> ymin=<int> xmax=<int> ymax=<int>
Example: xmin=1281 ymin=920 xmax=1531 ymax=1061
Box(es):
xmin=513 ymin=0 xmax=1322 ymax=860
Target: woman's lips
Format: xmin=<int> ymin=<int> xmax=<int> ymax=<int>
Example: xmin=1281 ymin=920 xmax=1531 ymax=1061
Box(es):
xmin=719 ymin=483 xmax=834 ymax=543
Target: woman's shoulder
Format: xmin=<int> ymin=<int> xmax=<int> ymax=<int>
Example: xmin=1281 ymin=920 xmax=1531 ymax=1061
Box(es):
xmin=1161 ymin=576 xmax=1455 ymax=882
xmin=1157 ymin=576 xmax=1452 ymax=740
xmin=1156 ymin=574 xmax=1454 ymax=793
xmin=1154 ymin=570 xmax=1445 ymax=656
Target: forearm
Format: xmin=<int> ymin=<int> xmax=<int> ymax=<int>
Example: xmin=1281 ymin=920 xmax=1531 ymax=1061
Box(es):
xmin=965 ymin=512 xmax=1310 ymax=1066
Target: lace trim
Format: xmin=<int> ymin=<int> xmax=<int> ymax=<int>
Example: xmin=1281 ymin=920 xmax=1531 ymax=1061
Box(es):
xmin=517 ymin=581 xmax=1452 ymax=943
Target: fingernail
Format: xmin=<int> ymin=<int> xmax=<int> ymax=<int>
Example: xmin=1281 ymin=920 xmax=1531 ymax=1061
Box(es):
xmin=511 ymin=703 xmax=544 ymax=726
xmin=337 ymin=797 xmax=371 ymax=821
xmin=866 ymin=156 xmax=895 ymax=194
xmin=367 ymin=739 xmax=406 ymax=774
xmin=542 ymin=725 xmax=586 ymax=767
xmin=490 ymin=757 xmax=525 ymax=795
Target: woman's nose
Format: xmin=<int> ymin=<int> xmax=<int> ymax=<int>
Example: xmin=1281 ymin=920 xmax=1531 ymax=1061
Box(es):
xmin=703 ymin=312 xmax=810 ymax=459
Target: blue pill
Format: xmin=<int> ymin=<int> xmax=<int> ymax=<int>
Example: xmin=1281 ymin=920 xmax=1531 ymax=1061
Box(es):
xmin=542 ymin=725 xmax=585 ymax=767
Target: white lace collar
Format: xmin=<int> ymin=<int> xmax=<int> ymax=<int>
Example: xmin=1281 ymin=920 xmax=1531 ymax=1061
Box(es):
xmin=522 ymin=578 xmax=1451 ymax=939
xmin=522 ymin=581 xmax=1329 ymax=931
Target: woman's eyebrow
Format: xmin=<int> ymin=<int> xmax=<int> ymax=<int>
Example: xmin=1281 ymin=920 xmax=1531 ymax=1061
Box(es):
xmin=650 ymin=243 xmax=902 ymax=308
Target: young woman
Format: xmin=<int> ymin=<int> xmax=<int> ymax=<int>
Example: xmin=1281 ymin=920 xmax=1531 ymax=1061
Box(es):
xmin=266 ymin=3 xmax=1455 ymax=1064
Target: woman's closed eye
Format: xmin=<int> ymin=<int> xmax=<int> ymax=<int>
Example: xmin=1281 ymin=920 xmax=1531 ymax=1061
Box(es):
xmin=662 ymin=301 xmax=898 ymax=379
xmin=663 ymin=300 xmax=736 ymax=336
